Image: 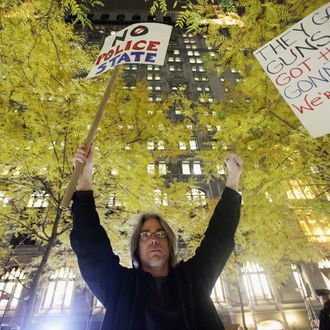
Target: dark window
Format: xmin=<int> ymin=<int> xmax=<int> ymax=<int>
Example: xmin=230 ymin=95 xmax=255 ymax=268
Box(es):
xmin=100 ymin=14 xmax=110 ymax=21
xmin=163 ymin=16 xmax=172 ymax=23
xmin=132 ymin=15 xmax=141 ymax=21
xmin=116 ymin=14 xmax=125 ymax=21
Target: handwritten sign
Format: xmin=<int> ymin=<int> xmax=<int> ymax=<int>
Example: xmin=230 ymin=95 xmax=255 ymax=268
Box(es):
xmin=87 ymin=23 xmax=172 ymax=79
xmin=254 ymin=3 xmax=330 ymax=138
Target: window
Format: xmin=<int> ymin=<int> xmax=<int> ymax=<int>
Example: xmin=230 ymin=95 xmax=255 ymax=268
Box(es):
xmin=148 ymin=84 xmax=161 ymax=91
xmin=158 ymin=141 xmax=165 ymax=150
xmin=187 ymin=50 xmax=200 ymax=56
xmin=211 ymin=277 xmax=225 ymax=303
xmin=193 ymin=162 xmax=202 ymax=175
xmin=318 ymin=260 xmax=330 ymax=290
xmin=154 ymin=189 xmax=168 ymax=206
xmin=147 ymin=141 xmax=154 ymax=150
xmin=217 ymin=164 xmax=225 ymax=175
xmin=189 ymin=57 xmax=203 ymax=64
xmin=191 ymin=65 xmax=205 ymax=72
xmin=158 ymin=162 xmax=167 ymax=175
xmin=147 ymin=73 xmax=161 ymax=81
xmin=286 ymin=180 xmax=318 ymax=200
xmin=298 ymin=213 xmax=330 ymax=242
xmin=109 ymin=194 xmax=121 ymax=207
xmin=179 ymin=142 xmax=186 ymax=150
xmin=196 ymin=85 xmax=210 ymax=92
xmin=147 ymin=65 xmax=160 ymax=71
xmin=27 ymin=191 xmax=49 ymax=208
xmin=242 ymin=262 xmax=272 ymax=300
xmin=182 ymin=162 xmax=190 ymax=175
xmin=169 ymin=64 xmax=183 ymax=72
xmin=0 ymin=191 xmax=9 ymax=206
xmin=147 ymin=163 xmax=155 ymax=174
xmin=292 ymin=264 xmax=314 ymax=299
xmin=40 ymin=268 xmax=75 ymax=312
xmin=0 ymin=268 xmax=25 ymax=314
xmin=124 ymin=64 xmax=138 ymax=71
xmin=187 ymin=188 xmax=206 ymax=206
xmin=189 ymin=139 xmax=197 ymax=150
xmin=168 ymin=56 xmax=181 ymax=63
xmin=193 ymin=74 xmax=208 ymax=81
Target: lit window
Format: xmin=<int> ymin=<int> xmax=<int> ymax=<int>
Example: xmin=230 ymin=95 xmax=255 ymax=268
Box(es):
xmin=27 ymin=191 xmax=49 ymax=208
xmin=158 ymin=141 xmax=165 ymax=150
xmin=158 ymin=162 xmax=167 ymax=175
xmin=179 ymin=142 xmax=186 ymax=150
xmin=0 ymin=191 xmax=9 ymax=206
xmin=0 ymin=268 xmax=25 ymax=313
xmin=147 ymin=141 xmax=154 ymax=150
xmin=182 ymin=162 xmax=190 ymax=175
xmin=242 ymin=262 xmax=272 ymax=300
xmin=41 ymin=268 xmax=75 ymax=312
xmin=111 ymin=168 xmax=118 ymax=175
xmin=147 ymin=74 xmax=161 ymax=81
xmin=174 ymin=107 xmax=182 ymax=115
xmin=190 ymin=139 xmax=197 ymax=150
xmin=298 ymin=213 xmax=330 ymax=242
xmin=147 ymin=163 xmax=155 ymax=174
xmin=1 ymin=165 xmax=10 ymax=176
xmin=187 ymin=188 xmax=206 ymax=206
xmin=193 ymin=162 xmax=202 ymax=175
xmin=286 ymin=180 xmax=316 ymax=200
xmin=109 ymin=194 xmax=121 ymax=207
xmin=217 ymin=165 xmax=225 ymax=175
xmin=292 ymin=264 xmax=314 ymax=299
xmin=154 ymin=189 xmax=168 ymax=206
xmin=147 ymin=65 xmax=160 ymax=71
xmin=211 ymin=277 xmax=225 ymax=303
xmin=318 ymin=260 xmax=330 ymax=290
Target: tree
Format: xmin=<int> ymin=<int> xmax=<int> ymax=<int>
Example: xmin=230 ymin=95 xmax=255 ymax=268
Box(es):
xmin=0 ymin=1 xmax=214 ymax=328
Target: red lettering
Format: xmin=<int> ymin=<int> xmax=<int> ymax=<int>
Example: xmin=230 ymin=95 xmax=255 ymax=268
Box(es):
xmin=114 ymin=45 xmax=124 ymax=55
xmin=290 ymin=67 xmax=303 ymax=79
xmin=147 ymin=41 xmax=160 ymax=51
xmin=96 ymin=53 xmax=107 ymax=65
xmin=324 ymin=91 xmax=330 ymax=99
xmin=132 ymin=40 xmax=147 ymax=50
xmin=124 ymin=40 xmax=132 ymax=51
xmin=310 ymin=96 xmax=323 ymax=107
xmin=275 ymin=72 xmax=291 ymax=86
xmin=297 ymin=57 xmax=312 ymax=72
xmin=291 ymin=94 xmax=314 ymax=114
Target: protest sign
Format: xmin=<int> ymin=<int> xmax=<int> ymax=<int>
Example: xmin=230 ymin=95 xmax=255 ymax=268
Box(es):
xmin=61 ymin=23 xmax=172 ymax=209
xmin=87 ymin=23 xmax=172 ymax=78
xmin=254 ymin=3 xmax=330 ymax=138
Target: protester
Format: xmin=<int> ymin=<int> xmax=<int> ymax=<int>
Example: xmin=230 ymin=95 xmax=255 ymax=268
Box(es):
xmin=315 ymin=289 xmax=330 ymax=330
xmin=70 ymin=144 xmax=242 ymax=330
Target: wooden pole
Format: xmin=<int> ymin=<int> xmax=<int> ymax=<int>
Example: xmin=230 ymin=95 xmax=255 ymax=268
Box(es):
xmin=60 ymin=66 xmax=120 ymax=209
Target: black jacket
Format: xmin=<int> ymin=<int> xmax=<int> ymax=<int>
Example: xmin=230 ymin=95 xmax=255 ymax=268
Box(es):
xmin=70 ymin=187 xmax=241 ymax=330
xmin=319 ymin=300 xmax=330 ymax=330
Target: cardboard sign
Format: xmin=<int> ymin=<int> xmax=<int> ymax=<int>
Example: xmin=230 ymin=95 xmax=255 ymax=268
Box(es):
xmin=87 ymin=23 xmax=172 ymax=79
xmin=254 ymin=3 xmax=330 ymax=138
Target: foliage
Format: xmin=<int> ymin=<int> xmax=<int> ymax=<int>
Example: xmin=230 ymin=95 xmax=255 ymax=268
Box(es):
xmin=176 ymin=0 xmax=330 ymax=284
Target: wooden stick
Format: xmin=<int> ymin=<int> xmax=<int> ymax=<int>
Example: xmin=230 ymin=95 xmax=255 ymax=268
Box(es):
xmin=60 ymin=66 xmax=120 ymax=209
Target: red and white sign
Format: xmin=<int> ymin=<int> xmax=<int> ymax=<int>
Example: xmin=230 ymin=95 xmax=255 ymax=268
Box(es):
xmin=254 ymin=3 xmax=330 ymax=138
xmin=87 ymin=23 xmax=172 ymax=79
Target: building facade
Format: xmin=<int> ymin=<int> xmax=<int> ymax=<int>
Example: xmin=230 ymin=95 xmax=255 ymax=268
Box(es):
xmin=1 ymin=5 xmax=329 ymax=330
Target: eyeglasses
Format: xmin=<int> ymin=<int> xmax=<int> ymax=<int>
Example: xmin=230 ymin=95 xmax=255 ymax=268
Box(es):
xmin=139 ymin=230 xmax=167 ymax=240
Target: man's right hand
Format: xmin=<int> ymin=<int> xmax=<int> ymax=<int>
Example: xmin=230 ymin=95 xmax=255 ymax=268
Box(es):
xmin=73 ymin=143 xmax=94 ymax=191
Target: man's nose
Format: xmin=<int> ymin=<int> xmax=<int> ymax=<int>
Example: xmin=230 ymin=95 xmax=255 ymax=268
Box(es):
xmin=150 ymin=234 xmax=159 ymax=244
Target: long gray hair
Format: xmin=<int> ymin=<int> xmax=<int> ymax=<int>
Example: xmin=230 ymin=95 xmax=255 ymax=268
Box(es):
xmin=130 ymin=213 xmax=177 ymax=269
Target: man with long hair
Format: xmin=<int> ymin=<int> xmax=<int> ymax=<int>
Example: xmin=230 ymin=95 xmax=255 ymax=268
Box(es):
xmin=70 ymin=144 xmax=242 ymax=330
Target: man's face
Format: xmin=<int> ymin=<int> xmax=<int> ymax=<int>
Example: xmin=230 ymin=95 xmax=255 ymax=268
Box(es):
xmin=138 ymin=218 xmax=170 ymax=271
